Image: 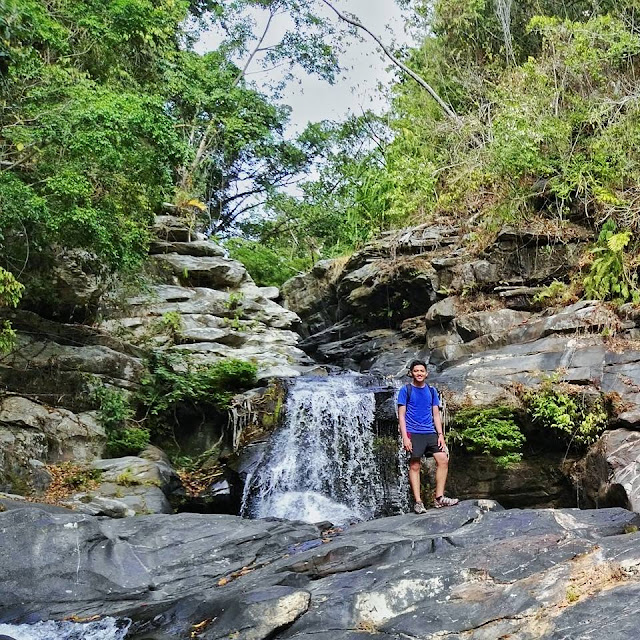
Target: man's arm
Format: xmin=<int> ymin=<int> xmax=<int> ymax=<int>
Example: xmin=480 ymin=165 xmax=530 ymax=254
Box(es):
xmin=433 ymin=405 xmax=445 ymax=449
xmin=398 ymin=405 xmax=412 ymax=452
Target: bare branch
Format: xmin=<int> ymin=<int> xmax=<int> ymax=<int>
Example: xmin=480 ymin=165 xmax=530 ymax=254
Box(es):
xmin=318 ymin=0 xmax=459 ymax=121
xmin=233 ymin=6 xmax=277 ymax=87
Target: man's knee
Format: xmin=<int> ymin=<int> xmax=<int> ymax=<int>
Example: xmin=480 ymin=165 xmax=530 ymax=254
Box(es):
xmin=434 ymin=452 xmax=448 ymax=468
xmin=409 ymin=458 xmax=421 ymax=471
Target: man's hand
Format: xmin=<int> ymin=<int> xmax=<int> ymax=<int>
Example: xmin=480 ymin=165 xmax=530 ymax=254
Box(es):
xmin=437 ymin=433 xmax=446 ymax=451
xmin=403 ymin=435 xmax=412 ymax=452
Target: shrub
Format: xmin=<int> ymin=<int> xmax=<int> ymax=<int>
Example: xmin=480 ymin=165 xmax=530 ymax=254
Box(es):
xmin=136 ymin=352 xmax=257 ymax=433
xmin=225 ymin=238 xmax=302 ymax=287
xmin=448 ymin=406 xmax=525 ymax=468
xmin=106 ymin=427 xmax=151 ymax=458
xmin=525 ymin=384 xmax=607 ymax=451
xmin=93 ymin=386 xmax=132 ymax=433
xmin=0 ymin=266 xmax=24 ymax=353
xmin=583 ymin=220 xmax=640 ymax=304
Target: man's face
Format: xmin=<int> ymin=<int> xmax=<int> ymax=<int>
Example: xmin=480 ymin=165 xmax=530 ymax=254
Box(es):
xmin=410 ymin=365 xmax=427 ymax=383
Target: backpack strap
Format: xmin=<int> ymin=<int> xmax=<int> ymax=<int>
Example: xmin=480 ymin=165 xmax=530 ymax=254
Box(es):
xmin=404 ymin=383 xmax=412 ymax=406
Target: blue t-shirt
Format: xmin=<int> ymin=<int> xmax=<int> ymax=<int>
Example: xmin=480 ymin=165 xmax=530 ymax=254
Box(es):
xmin=397 ymin=384 xmax=440 ymax=434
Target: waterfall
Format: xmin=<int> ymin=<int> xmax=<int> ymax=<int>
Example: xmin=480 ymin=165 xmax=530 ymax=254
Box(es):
xmin=241 ymin=375 xmax=385 ymax=524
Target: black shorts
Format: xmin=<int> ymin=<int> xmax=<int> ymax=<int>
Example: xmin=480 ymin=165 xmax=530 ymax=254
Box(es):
xmin=408 ymin=433 xmax=442 ymax=459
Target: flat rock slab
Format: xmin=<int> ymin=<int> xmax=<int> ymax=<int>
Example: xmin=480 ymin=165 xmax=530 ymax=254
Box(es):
xmin=2 ymin=502 xmax=640 ymax=639
xmin=153 ymin=254 xmax=248 ymax=288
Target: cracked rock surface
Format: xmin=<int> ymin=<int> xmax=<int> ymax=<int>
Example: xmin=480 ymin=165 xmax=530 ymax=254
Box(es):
xmin=2 ymin=500 xmax=640 ymax=639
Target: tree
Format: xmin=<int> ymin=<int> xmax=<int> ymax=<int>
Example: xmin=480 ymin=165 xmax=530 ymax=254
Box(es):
xmin=230 ymin=113 xmax=393 ymax=279
xmin=174 ymin=0 xmax=344 ymax=229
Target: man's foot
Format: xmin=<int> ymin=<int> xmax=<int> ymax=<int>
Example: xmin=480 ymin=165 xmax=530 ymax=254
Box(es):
xmin=413 ymin=501 xmax=427 ymax=514
xmin=434 ymin=495 xmax=459 ymax=508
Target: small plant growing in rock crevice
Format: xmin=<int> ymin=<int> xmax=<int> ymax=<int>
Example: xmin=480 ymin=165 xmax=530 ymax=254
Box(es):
xmin=523 ymin=377 xmax=608 ymax=453
xmin=583 ymin=220 xmax=640 ymax=304
xmin=448 ymin=406 xmax=525 ymax=468
xmin=93 ymin=385 xmax=149 ymax=457
xmin=158 ymin=310 xmax=183 ymax=343
xmin=107 ymin=427 xmax=151 ymax=458
xmin=115 ymin=469 xmax=143 ymax=487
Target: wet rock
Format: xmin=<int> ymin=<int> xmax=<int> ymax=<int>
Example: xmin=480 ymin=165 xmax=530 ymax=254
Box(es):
xmin=2 ymin=502 xmax=640 ymax=639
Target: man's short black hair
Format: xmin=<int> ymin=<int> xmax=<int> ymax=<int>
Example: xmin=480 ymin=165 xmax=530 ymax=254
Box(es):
xmin=408 ymin=359 xmax=427 ymax=372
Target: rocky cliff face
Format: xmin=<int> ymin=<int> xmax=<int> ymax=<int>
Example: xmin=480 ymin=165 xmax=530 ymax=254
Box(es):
xmin=0 ymin=215 xmax=309 ymax=506
xmin=282 ymin=221 xmax=640 ymax=510
xmin=102 ymin=215 xmax=312 ymax=380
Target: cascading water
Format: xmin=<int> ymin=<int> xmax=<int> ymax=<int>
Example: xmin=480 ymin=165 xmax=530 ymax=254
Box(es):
xmin=241 ymin=375 xmax=386 ymax=524
xmin=0 ymin=618 xmax=129 ymax=640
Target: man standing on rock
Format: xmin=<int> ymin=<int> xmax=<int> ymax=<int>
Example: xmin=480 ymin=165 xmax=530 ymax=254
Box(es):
xmin=397 ymin=360 xmax=459 ymax=513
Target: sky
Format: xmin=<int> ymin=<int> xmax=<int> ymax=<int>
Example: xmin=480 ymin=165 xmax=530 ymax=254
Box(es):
xmin=197 ymin=1 xmax=415 ymax=134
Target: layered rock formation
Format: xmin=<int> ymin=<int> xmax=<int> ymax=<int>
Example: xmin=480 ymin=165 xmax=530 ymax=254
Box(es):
xmin=0 ymin=215 xmax=309 ymax=502
xmin=102 ymin=215 xmax=311 ymax=380
xmin=282 ymin=221 xmax=640 ymax=511
xmin=2 ymin=501 xmax=640 ymax=639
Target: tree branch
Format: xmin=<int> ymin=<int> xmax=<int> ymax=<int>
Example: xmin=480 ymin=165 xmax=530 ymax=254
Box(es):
xmin=233 ymin=6 xmax=277 ymax=87
xmin=318 ymin=0 xmax=458 ymax=121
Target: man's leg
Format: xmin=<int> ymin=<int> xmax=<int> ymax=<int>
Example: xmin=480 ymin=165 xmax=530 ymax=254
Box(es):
xmin=433 ymin=451 xmax=459 ymax=507
xmin=433 ymin=451 xmax=449 ymax=498
xmin=408 ymin=458 xmax=422 ymax=503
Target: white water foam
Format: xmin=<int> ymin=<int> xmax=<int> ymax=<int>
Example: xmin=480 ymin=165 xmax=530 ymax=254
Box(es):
xmin=242 ymin=375 xmax=383 ymax=524
xmin=0 ymin=618 xmax=129 ymax=640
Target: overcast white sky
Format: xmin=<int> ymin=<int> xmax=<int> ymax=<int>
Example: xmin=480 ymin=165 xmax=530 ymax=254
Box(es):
xmin=197 ymin=1 xmax=414 ymax=134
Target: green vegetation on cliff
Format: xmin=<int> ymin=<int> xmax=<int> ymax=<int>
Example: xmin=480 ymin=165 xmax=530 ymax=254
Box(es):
xmin=235 ymin=1 xmax=640 ymax=292
xmin=93 ymin=353 xmax=257 ymax=457
xmin=0 ymin=0 xmax=339 ymax=308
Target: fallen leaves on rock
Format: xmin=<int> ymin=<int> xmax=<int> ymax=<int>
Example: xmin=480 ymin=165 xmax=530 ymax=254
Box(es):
xmin=190 ymin=618 xmax=213 ymax=637
xmin=25 ymin=462 xmax=102 ymax=507
xmin=64 ymin=614 xmax=102 ymax=623
xmin=217 ymin=562 xmax=265 ymax=587
xmin=177 ymin=466 xmax=224 ymax=497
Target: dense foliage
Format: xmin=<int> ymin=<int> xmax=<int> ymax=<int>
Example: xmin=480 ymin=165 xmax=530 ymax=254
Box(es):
xmin=4 ymin=0 xmax=640 ymax=294
xmin=448 ymin=406 xmax=525 ymax=468
xmin=525 ymin=381 xmax=608 ymax=451
xmin=235 ymin=0 xmax=640 ymax=288
xmin=137 ymin=352 xmax=257 ymax=434
xmin=93 ymin=353 xmax=257 ymax=456
xmin=0 ymin=0 xmax=340 ymax=310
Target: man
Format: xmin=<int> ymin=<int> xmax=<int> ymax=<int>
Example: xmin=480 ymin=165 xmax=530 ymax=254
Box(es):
xmin=397 ymin=360 xmax=459 ymax=513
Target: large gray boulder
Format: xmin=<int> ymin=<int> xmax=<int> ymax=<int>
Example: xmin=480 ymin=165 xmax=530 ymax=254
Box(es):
xmin=572 ymin=429 xmax=640 ymax=511
xmin=152 ymin=253 xmax=249 ymax=288
xmin=454 ymin=308 xmax=531 ymax=342
xmin=1 ymin=502 xmax=640 ymax=639
xmin=0 ymin=396 xmax=105 ymax=492
xmin=62 ymin=454 xmax=183 ymax=516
